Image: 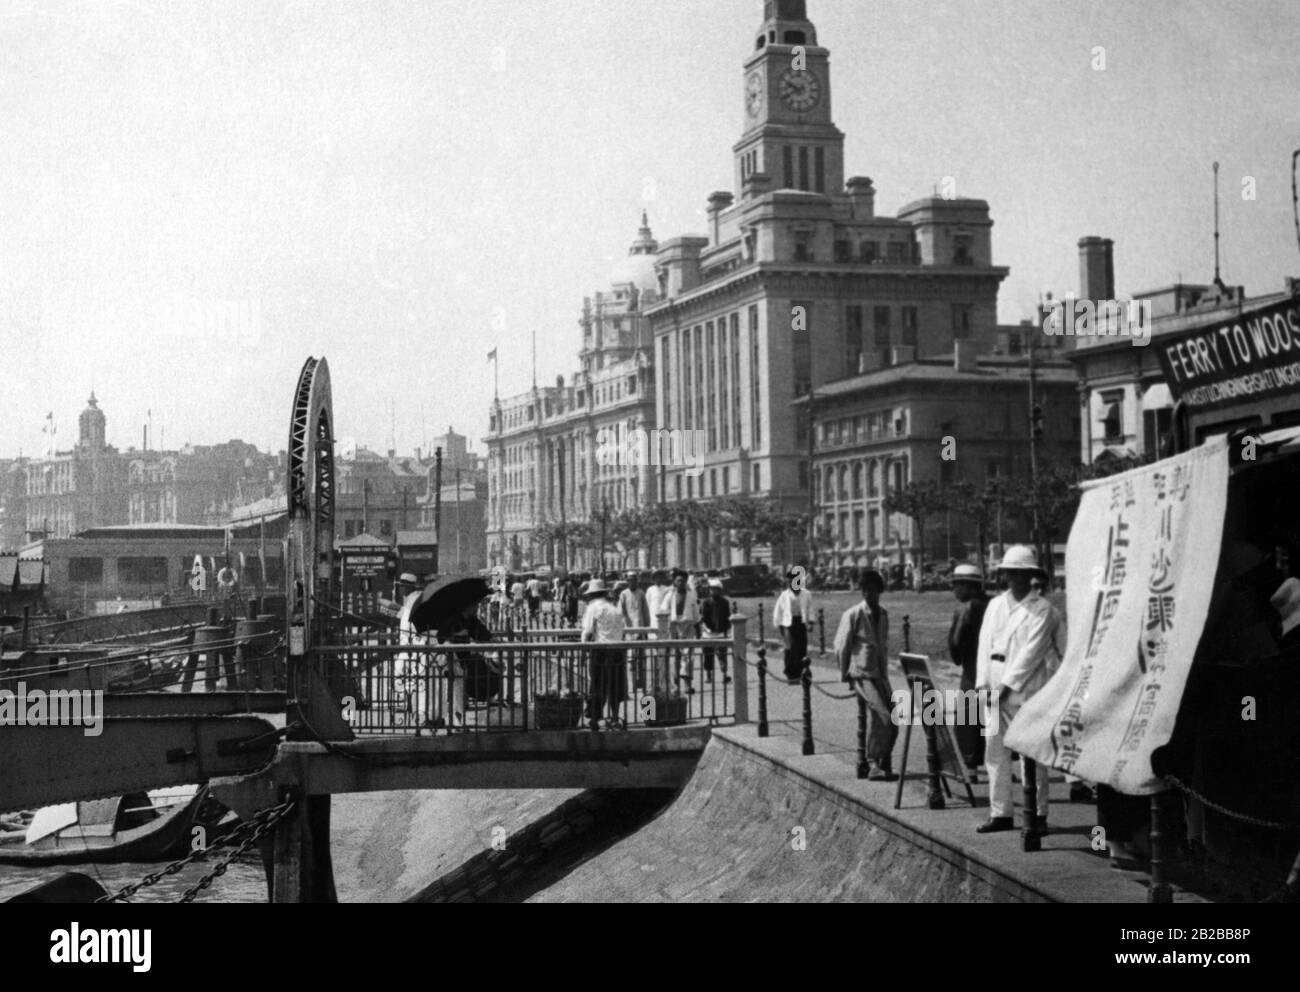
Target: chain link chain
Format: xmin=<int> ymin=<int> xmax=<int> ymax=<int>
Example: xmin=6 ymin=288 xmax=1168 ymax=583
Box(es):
xmin=1164 ymin=775 xmax=1300 ymax=832
xmin=95 ymin=798 xmax=296 ymax=904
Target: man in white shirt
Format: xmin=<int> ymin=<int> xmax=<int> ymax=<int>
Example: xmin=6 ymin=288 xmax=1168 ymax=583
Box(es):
xmin=395 ymin=574 xmax=429 ymax=728
xmin=619 ymin=572 xmax=650 ymax=690
xmin=773 ymin=568 xmax=814 ymax=683
xmin=664 ymin=569 xmax=701 ymax=692
xmin=975 ymin=545 xmax=1063 ymax=834
xmin=645 ymin=570 xmax=671 ymax=621
xmin=581 ymin=579 xmax=627 ymax=729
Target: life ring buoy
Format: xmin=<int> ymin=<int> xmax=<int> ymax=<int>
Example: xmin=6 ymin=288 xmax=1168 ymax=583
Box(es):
xmin=217 ymin=567 xmax=238 ymax=588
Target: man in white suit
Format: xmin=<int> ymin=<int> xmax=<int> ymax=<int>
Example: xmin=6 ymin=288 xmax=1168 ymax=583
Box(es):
xmin=975 ymin=545 xmax=1063 ymax=833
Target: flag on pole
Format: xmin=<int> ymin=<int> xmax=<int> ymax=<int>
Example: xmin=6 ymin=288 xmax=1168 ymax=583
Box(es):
xmin=487 ymin=348 xmax=497 ymax=363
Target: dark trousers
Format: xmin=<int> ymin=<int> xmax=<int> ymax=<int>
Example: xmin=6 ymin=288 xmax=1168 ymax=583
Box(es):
xmin=588 ymin=648 xmax=627 ymax=725
xmin=702 ymin=642 xmax=728 ymax=676
xmin=782 ymin=619 xmax=807 ymax=680
xmin=955 ymin=671 xmax=985 ymax=769
xmin=1096 ymin=784 xmax=1150 ymax=844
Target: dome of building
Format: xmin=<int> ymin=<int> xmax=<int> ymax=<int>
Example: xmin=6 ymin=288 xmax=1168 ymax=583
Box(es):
xmin=608 ymin=212 xmax=660 ymax=294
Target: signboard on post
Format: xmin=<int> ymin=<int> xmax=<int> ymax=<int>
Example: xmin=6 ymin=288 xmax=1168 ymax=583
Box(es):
xmin=1005 ymin=439 xmax=1230 ymax=794
xmin=339 ymin=553 xmax=386 ymax=619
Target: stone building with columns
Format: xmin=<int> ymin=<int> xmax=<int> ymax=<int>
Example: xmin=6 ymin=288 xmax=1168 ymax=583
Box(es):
xmin=486 ymin=217 xmax=661 ymax=571
xmin=642 ymin=0 xmax=1033 ymax=567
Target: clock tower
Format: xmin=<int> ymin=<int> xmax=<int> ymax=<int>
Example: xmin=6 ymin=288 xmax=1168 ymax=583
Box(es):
xmin=735 ymin=0 xmax=845 ymax=199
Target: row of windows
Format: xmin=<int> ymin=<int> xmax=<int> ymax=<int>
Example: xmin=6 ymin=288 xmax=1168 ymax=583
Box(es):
xmin=661 ymin=305 xmax=762 ymax=454
xmin=671 ymin=463 xmax=760 ymax=501
xmin=67 ymin=556 xmax=285 ymax=586
xmin=818 ymin=410 xmax=908 ymax=448
xmin=783 ymin=145 xmax=826 ymax=194
xmin=821 ymin=509 xmax=889 ymax=548
xmin=814 ymin=457 xmax=907 ymax=503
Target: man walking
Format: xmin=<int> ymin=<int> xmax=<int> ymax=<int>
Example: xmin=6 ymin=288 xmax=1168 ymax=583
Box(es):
xmin=975 ymin=545 xmax=1063 ymax=834
xmin=947 ymin=564 xmax=988 ymax=775
xmin=773 ymin=567 xmax=813 ymax=683
xmin=834 ymin=569 xmax=897 ymax=780
xmin=700 ymin=578 xmax=732 ymax=684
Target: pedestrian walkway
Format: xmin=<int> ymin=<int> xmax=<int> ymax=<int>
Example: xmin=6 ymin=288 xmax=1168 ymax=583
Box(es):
xmin=718 ymin=644 xmax=1209 ymax=903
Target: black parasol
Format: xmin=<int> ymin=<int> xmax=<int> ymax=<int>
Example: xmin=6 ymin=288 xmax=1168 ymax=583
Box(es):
xmin=408 ymin=575 xmax=492 ymax=634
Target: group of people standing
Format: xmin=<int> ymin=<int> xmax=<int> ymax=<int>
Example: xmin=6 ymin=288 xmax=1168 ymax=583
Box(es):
xmin=578 ymin=569 xmax=734 ymax=729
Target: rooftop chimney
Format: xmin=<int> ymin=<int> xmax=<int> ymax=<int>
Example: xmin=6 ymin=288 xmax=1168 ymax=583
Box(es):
xmin=707 ymin=191 xmax=734 ymax=245
xmin=1078 ymin=236 xmax=1115 ymax=302
xmin=847 ymin=177 xmax=876 ymax=219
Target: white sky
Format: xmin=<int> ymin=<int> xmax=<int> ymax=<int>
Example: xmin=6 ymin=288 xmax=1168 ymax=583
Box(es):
xmin=2 ymin=0 xmax=1297 ymax=460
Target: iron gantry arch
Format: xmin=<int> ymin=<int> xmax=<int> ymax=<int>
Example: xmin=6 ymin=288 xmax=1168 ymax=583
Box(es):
xmin=287 ymin=356 xmax=336 ymax=648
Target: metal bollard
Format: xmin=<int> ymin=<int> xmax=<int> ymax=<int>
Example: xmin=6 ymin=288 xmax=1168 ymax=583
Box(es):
xmin=192 ymin=618 xmax=232 ymax=693
xmin=856 ymin=691 xmax=869 ymax=779
xmin=1148 ymin=791 xmax=1173 ymax=903
xmin=801 ymin=656 xmax=814 ymax=756
xmin=924 ymin=720 xmax=945 ymax=810
xmin=1022 ymin=757 xmax=1042 ymax=852
xmin=818 ymin=607 xmax=826 ymax=655
xmin=757 ymin=643 xmax=770 ymax=738
xmin=903 ymin=615 xmax=912 ymax=652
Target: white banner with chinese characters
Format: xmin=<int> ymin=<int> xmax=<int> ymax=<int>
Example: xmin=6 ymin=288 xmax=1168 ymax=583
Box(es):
xmin=1004 ymin=439 xmax=1230 ymax=794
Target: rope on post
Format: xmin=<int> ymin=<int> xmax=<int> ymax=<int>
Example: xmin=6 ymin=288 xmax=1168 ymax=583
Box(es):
xmin=756 ymin=642 xmax=769 ymax=738
xmin=801 ymin=656 xmax=814 ymax=756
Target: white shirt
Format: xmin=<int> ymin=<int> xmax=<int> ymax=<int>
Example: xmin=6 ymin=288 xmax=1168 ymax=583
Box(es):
xmin=663 ymin=586 xmax=700 ymax=624
xmin=510 ymin=582 xmax=525 ymax=602
xmin=773 ymin=589 xmax=813 ymax=629
xmin=975 ymin=590 xmax=1062 ymax=696
xmin=646 ymin=583 xmax=672 ymax=619
xmin=582 ymin=597 xmax=626 ymax=643
xmin=526 ymin=578 xmax=541 ymax=597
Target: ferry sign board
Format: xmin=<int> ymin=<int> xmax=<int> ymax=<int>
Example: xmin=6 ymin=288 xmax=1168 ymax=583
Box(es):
xmin=1155 ymin=297 xmax=1300 ymax=413
xmin=340 ymin=553 xmax=389 ymax=618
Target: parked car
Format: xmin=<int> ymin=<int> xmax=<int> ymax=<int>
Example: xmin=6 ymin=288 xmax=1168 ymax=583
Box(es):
xmin=721 ymin=564 xmax=782 ymax=597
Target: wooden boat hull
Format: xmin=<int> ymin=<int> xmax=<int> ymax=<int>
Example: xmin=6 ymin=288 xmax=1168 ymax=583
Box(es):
xmin=0 ymin=788 xmax=207 ymax=866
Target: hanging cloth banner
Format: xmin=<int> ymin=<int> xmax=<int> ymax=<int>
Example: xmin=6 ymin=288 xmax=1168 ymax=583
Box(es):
xmin=1004 ymin=439 xmax=1230 ymax=794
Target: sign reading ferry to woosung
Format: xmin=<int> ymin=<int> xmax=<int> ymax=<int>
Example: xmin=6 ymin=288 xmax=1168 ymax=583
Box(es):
xmin=1155 ymin=297 xmax=1300 ymax=412
xmin=1004 ymin=440 xmax=1229 ymax=794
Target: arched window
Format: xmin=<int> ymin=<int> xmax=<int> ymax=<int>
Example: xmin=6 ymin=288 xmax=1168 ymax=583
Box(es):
xmin=837 ymin=464 xmax=848 ymax=501
xmin=852 ymin=463 xmax=864 ymax=499
xmin=868 ymin=460 xmax=881 ymax=498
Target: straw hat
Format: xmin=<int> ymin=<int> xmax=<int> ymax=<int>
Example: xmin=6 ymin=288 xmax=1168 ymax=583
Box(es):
xmin=582 ymin=578 xmax=609 ymax=598
xmin=951 ymin=564 xmax=983 ymax=585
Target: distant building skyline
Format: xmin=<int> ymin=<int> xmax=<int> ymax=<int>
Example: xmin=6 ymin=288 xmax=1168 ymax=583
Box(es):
xmin=2 ymin=1 xmax=1295 ymax=462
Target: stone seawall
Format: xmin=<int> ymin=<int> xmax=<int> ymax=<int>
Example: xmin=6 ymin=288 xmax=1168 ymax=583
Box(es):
xmin=529 ymin=732 xmax=1054 ymax=903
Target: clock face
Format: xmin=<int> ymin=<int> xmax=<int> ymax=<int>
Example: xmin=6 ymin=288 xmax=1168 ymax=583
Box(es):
xmin=778 ymin=68 xmax=822 ymax=112
xmin=745 ymin=73 xmax=764 ymax=118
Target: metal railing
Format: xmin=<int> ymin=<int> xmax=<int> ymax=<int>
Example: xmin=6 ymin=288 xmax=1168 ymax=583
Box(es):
xmin=315 ymin=616 xmax=748 ymax=736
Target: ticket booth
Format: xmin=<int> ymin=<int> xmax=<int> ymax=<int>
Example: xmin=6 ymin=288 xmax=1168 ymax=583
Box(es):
xmin=395 ymin=530 xmax=439 ymax=581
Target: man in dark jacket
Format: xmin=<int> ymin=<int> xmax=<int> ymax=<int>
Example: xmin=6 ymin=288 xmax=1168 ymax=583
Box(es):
xmin=700 ymin=579 xmax=732 ymax=684
xmin=947 ymin=564 xmax=988 ymax=773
